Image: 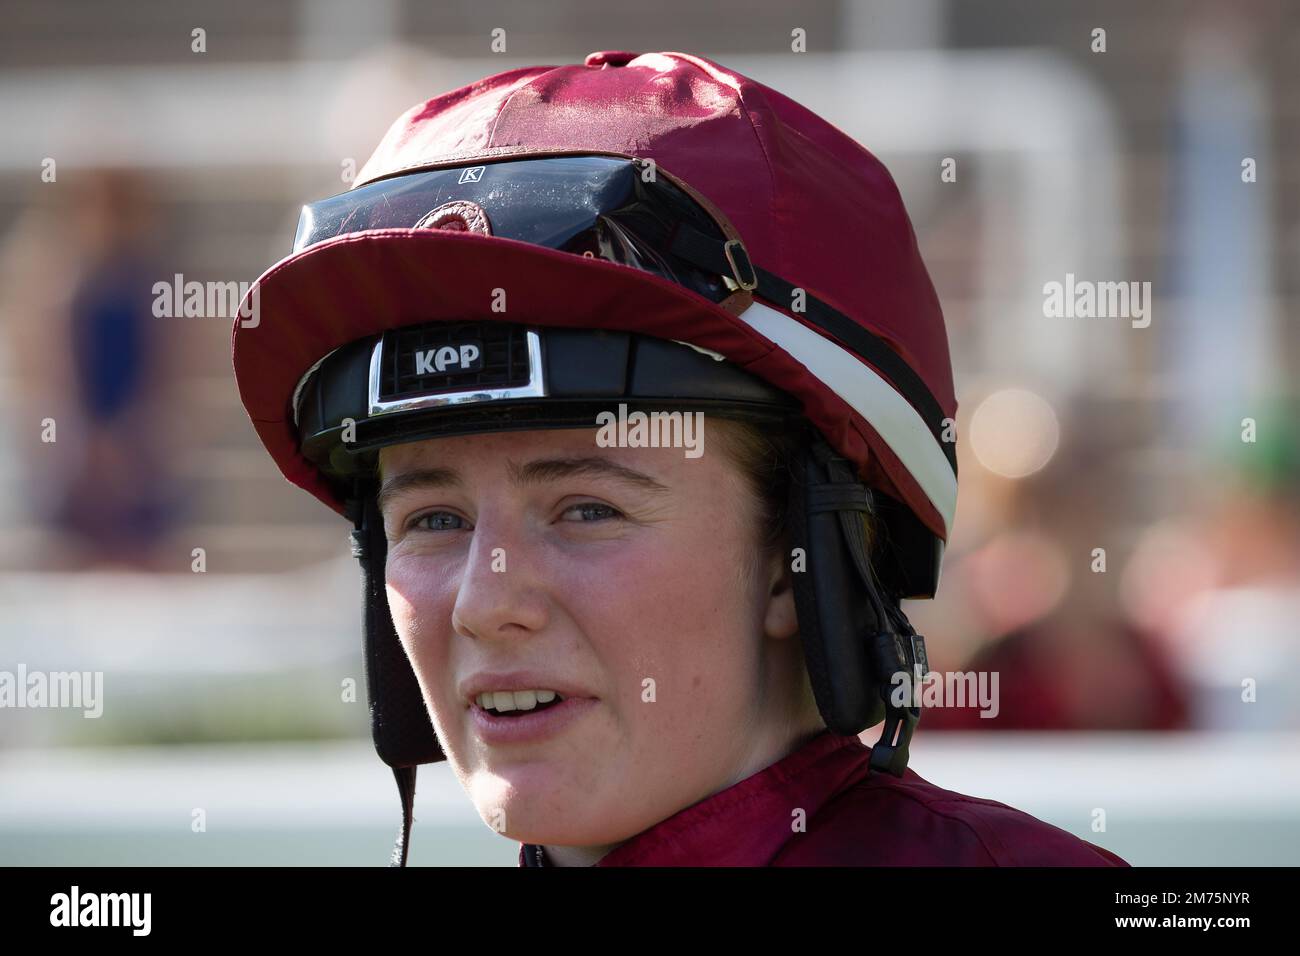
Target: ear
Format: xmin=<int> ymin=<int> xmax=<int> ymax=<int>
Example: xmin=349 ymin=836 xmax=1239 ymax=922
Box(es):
xmin=761 ymin=548 xmax=799 ymax=641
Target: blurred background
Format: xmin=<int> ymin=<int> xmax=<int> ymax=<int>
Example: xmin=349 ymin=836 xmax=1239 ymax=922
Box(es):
xmin=1 ymin=0 xmax=1297 ymax=865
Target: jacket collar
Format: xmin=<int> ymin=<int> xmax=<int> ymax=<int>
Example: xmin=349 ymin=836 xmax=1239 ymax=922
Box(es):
xmin=519 ymin=728 xmax=871 ymax=866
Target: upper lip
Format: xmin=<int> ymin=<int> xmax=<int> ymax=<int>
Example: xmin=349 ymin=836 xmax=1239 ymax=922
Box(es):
xmin=459 ymin=672 xmax=596 ymax=706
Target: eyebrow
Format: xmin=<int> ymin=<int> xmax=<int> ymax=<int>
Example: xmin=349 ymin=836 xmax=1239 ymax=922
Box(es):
xmin=377 ymin=456 xmax=669 ymax=514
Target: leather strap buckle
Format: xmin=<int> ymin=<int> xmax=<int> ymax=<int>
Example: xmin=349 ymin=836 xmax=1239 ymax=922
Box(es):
xmin=723 ymin=238 xmax=758 ymax=291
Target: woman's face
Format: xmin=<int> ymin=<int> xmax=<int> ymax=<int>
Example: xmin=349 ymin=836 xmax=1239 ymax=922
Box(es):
xmin=378 ymin=421 xmax=800 ymax=849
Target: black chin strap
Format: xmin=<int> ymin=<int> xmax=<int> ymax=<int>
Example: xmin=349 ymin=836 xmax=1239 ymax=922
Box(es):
xmin=806 ymin=439 xmax=930 ymax=777
xmin=350 ymin=484 xmax=426 ymax=868
xmin=390 ymin=765 xmax=417 ymax=867
xmin=866 ymin=606 xmax=928 ymax=775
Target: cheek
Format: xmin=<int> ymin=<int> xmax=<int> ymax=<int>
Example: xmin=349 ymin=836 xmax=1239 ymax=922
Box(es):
xmin=561 ymin=511 xmax=758 ymax=733
xmin=384 ymin=553 xmax=459 ymax=701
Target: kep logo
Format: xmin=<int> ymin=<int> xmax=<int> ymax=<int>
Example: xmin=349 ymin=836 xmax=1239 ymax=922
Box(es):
xmin=415 ymin=343 xmax=483 ymax=375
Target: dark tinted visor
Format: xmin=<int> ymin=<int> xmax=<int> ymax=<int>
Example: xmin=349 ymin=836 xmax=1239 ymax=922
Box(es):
xmin=294 ymin=155 xmax=742 ymax=304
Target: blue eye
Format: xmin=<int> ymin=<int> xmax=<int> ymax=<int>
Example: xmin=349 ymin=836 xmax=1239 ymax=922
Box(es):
xmin=410 ymin=511 xmax=467 ymax=532
xmin=563 ymin=502 xmax=622 ymax=522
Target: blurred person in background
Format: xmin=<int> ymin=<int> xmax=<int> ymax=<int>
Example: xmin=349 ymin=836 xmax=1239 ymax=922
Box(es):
xmin=1122 ymin=410 xmax=1300 ymax=731
xmin=0 ymin=167 xmax=183 ymax=569
xmin=922 ymin=419 xmax=1192 ymax=731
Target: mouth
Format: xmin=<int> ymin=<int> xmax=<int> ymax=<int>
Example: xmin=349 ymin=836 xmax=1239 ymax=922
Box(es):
xmin=472 ymin=689 xmax=569 ymax=718
xmin=468 ymin=692 xmax=598 ymax=744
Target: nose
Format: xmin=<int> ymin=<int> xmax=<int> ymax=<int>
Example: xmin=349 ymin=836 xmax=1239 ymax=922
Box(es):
xmin=450 ymin=518 xmax=551 ymax=642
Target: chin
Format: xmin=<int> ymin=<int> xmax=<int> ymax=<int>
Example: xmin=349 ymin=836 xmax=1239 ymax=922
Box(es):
xmin=469 ymin=763 xmax=578 ymax=822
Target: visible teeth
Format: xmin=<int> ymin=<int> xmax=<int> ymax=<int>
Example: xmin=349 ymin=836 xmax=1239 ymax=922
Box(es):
xmin=477 ymin=689 xmax=564 ymax=712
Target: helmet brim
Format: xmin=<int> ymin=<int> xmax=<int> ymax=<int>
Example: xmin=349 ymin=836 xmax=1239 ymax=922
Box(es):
xmin=231 ymin=226 xmax=949 ymax=545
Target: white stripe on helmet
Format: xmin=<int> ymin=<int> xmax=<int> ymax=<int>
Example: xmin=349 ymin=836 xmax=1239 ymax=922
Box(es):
xmin=734 ymin=300 xmax=957 ymax=538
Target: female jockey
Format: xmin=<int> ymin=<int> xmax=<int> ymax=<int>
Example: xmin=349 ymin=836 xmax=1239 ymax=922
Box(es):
xmin=233 ymin=50 xmax=1127 ymax=868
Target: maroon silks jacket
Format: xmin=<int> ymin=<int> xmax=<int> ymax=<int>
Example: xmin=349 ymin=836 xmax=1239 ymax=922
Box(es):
xmin=518 ymin=729 xmax=1129 ymax=866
